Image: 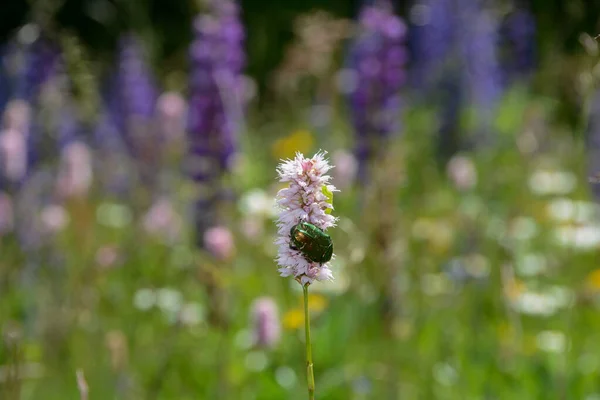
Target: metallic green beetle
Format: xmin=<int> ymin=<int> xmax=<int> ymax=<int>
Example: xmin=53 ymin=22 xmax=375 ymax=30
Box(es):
xmin=289 ymin=221 xmax=333 ymax=264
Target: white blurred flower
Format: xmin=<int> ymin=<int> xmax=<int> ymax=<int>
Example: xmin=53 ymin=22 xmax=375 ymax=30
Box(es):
xmin=529 ymin=170 xmax=577 ymax=195
xmin=515 ymin=253 xmax=547 ymax=277
xmin=507 ymin=216 xmax=538 ymax=242
xmin=432 ymin=363 xmax=458 ymax=386
xmin=554 ymin=225 xmax=600 ymax=250
xmin=536 ymin=330 xmax=567 ymax=353
xmin=511 ymin=286 xmax=573 ymax=316
xmin=133 ymin=288 xmax=156 ymax=311
xmin=40 ymin=204 xmax=69 ymax=233
xmin=156 ymin=288 xmax=183 ymax=314
xmin=547 ymin=198 xmax=598 ymax=223
xmin=275 ymin=151 xmax=338 ymax=284
xmin=446 ymin=155 xmax=477 ymax=190
xmin=239 ymin=188 xmax=277 ymax=217
xmin=179 ymin=302 xmax=204 ymax=326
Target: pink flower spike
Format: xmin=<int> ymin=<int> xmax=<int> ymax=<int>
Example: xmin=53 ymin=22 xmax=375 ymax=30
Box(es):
xmin=275 ymin=151 xmax=338 ymax=284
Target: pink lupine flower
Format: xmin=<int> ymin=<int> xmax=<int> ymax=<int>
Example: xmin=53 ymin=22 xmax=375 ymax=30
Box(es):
xmin=2 ymin=100 xmax=31 ymax=132
xmin=0 ymin=128 xmax=27 ymax=182
xmin=275 ymin=151 xmax=338 ymax=284
xmin=56 ymin=141 xmax=93 ymax=198
xmin=250 ymin=297 xmax=281 ymax=349
xmin=203 ymin=225 xmax=235 ymax=261
xmin=0 ymin=192 xmax=14 ymax=235
xmin=331 ymin=149 xmax=357 ymax=189
xmin=142 ymin=198 xmax=182 ymax=243
xmin=157 ymin=91 xmax=187 ymax=142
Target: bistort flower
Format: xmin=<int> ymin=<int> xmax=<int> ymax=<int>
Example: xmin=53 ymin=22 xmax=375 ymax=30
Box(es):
xmin=275 ymin=151 xmax=337 ymax=284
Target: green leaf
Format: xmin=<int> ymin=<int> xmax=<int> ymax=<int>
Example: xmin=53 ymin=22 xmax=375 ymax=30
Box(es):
xmin=322 ymin=185 xmax=334 ymax=214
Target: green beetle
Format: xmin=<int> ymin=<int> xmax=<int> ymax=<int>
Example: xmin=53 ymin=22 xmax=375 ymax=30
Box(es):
xmin=289 ymin=221 xmax=333 ymax=264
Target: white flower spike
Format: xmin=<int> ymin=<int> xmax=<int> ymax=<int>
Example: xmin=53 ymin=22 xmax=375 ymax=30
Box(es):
xmin=275 ymin=151 xmax=338 ymax=285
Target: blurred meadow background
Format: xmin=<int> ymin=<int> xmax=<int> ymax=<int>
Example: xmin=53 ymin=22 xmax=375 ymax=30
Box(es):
xmin=2 ymin=0 xmax=600 ymax=398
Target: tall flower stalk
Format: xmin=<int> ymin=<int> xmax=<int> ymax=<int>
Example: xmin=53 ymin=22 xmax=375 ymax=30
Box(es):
xmin=188 ymin=0 xmax=245 ymax=246
xmin=498 ymin=4 xmax=537 ymax=87
xmin=275 ymin=151 xmax=338 ymax=399
xmin=347 ymin=0 xmax=407 ymax=183
xmin=303 ymin=283 xmax=315 ymax=399
xmin=409 ymin=0 xmax=502 ymax=156
xmin=109 ymin=33 xmax=160 ymax=192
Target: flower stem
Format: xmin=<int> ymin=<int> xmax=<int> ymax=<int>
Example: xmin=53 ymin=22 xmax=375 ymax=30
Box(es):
xmin=303 ymin=283 xmax=315 ymax=400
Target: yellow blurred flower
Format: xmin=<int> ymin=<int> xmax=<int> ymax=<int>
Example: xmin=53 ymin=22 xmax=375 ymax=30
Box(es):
xmin=307 ymin=293 xmax=328 ymax=313
xmin=585 ymin=269 xmax=600 ymax=291
xmin=283 ymin=308 xmax=304 ymax=330
xmin=282 ymin=294 xmax=329 ymax=330
xmin=504 ymin=278 xmax=526 ymax=300
xmin=271 ymin=129 xmax=314 ymax=160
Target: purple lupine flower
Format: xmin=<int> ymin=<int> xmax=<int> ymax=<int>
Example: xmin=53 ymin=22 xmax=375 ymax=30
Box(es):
xmin=407 ymin=0 xmax=457 ymax=94
xmin=458 ymin=0 xmax=503 ymax=147
xmin=188 ymin=0 xmax=245 ymax=245
xmin=113 ymin=33 xmax=158 ymax=155
xmin=0 ymin=49 xmax=9 ymax=118
xmin=408 ymin=0 xmax=462 ymax=158
xmin=15 ymin=35 xmax=61 ymax=103
xmin=409 ymin=0 xmax=502 ymax=154
xmin=347 ymin=0 xmax=407 ymax=182
xmin=498 ymin=6 xmax=536 ymax=86
xmin=57 ymin=101 xmax=80 ymax=149
xmin=188 ymin=0 xmax=245 ymax=175
xmin=0 ymin=34 xmax=61 ymax=185
xmin=587 ymin=91 xmax=600 ymax=201
xmin=93 ymin=110 xmax=135 ymax=196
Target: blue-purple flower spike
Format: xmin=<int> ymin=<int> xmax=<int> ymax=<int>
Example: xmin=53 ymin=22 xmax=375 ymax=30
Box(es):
xmin=498 ymin=5 xmax=537 ymax=86
xmin=188 ymin=0 xmax=245 ymax=245
xmin=19 ymin=36 xmax=61 ymax=179
xmin=458 ymin=0 xmax=503 ymax=147
xmin=15 ymin=36 xmax=61 ymax=103
xmin=347 ymin=0 xmax=407 ymax=182
xmin=587 ymin=91 xmax=600 ymax=201
xmin=188 ymin=0 xmax=245 ymax=175
xmin=114 ymin=33 xmax=158 ymax=153
xmin=409 ymin=0 xmax=503 ymax=155
xmin=0 ymin=49 xmax=9 ymax=117
xmin=408 ymin=0 xmax=457 ymax=95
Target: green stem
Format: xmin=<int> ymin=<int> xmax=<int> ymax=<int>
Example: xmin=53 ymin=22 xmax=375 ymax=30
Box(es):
xmin=303 ymin=283 xmax=315 ymax=400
